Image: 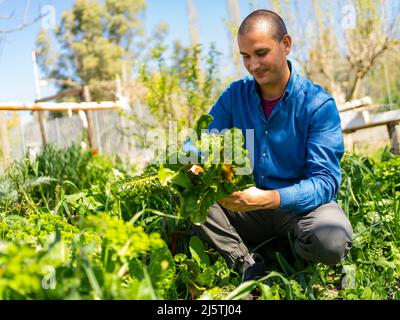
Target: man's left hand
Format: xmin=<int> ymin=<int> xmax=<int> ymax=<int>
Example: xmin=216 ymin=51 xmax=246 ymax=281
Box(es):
xmin=219 ymin=186 xmax=281 ymax=212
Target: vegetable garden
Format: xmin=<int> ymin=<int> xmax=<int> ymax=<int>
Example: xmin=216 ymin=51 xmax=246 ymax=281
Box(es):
xmin=0 ymin=115 xmax=399 ymax=300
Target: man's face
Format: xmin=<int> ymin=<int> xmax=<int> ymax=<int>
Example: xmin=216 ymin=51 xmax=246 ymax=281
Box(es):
xmin=238 ymin=24 xmax=291 ymax=87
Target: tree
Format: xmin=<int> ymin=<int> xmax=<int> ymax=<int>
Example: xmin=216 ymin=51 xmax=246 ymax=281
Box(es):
xmin=186 ymin=0 xmax=200 ymax=46
xmin=226 ymin=0 xmax=243 ymax=79
xmin=272 ymin=0 xmax=400 ymax=102
xmin=342 ymin=0 xmax=400 ymax=100
xmin=0 ymin=1 xmax=45 ymax=165
xmin=35 ymin=0 xmax=146 ymax=101
xmin=362 ymin=45 xmax=400 ymax=108
xmin=0 ymin=0 xmax=45 ymax=34
xmin=138 ymin=41 xmax=223 ymax=132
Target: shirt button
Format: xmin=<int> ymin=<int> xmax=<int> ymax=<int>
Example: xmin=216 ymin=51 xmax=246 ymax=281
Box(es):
xmin=262 ymin=152 xmax=267 ymax=157
xmin=264 ymin=130 xmax=269 ymax=135
xmin=261 ymin=176 xmax=265 ymax=179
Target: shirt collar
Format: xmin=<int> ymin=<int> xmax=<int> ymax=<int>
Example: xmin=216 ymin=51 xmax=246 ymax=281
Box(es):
xmin=252 ymin=59 xmax=297 ymax=101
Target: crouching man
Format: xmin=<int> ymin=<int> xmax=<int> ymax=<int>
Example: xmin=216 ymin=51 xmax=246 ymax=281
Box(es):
xmin=193 ymin=9 xmax=353 ymax=281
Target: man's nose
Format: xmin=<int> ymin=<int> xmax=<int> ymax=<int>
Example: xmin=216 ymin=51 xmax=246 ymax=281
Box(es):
xmin=249 ymin=57 xmax=260 ymax=72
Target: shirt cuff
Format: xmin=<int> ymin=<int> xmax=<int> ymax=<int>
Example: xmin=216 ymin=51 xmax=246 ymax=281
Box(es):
xmin=276 ymin=186 xmax=298 ymax=212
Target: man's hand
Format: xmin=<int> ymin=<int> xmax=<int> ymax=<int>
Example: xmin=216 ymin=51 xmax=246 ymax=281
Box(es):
xmin=218 ymin=186 xmax=281 ymax=212
xmin=188 ymin=165 xmax=280 ymax=212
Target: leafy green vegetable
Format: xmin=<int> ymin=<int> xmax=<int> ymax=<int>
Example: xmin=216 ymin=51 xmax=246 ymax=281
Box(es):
xmin=115 ymin=114 xmax=254 ymax=224
xmin=0 ymin=122 xmax=399 ymax=301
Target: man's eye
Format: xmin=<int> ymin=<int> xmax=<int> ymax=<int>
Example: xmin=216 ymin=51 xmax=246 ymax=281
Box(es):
xmin=257 ymin=51 xmax=267 ymax=57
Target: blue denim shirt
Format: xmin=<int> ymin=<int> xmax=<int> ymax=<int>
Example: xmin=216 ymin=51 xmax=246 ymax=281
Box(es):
xmin=207 ymin=60 xmax=344 ymax=214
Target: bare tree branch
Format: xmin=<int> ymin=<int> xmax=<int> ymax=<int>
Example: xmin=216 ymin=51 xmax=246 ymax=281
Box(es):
xmin=0 ymin=13 xmax=46 ymax=33
xmin=0 ymin=11 xmax=14 ymax=20
xmin=54 ymin=79 xmax=83 ymax=89
xmin=0 ymin=0 xmax=47 ymax=34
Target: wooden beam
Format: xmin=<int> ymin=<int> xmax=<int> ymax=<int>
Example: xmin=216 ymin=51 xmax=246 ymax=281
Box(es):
xmin=342 ymin=120 xmax=400 ymax=134
xmin=0 ymin=102 xmax=120 ymax=111
xmin=35 ymin=88 xmax=83 ymax=103
xmin=338 ymin=96 xmax=372 ymax=112
xmin=53 ymin=79 xmax=82 ymax=89
xmin=339 ymin=103 xmax=381 ymax=113
xmin=341 ymin=109 xmax=400 ymax=134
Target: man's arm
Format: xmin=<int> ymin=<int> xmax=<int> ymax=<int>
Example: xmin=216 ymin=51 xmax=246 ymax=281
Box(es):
xmin=208 ymin=84 xmax=234 ymax=131
xmin=275 ymin=98 xmax=344 ymax=214
xmin=220 ymin=98 xmax=343 ymax=214
xmin=219 ymin=187 xmax=280 ymax=211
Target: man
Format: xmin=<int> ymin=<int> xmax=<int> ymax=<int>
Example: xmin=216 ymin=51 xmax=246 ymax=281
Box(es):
xmin=194 ymin=9 xmax=353 ymax=281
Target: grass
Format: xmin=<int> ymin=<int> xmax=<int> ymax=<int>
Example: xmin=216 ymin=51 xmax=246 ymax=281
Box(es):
xmin=0 ymin=144 xmax=399 ymax=300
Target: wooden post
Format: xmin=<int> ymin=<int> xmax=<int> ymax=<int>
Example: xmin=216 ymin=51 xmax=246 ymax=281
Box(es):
xmin=0 ymin=111 xmax=11 ymax=166
xmin=37 ymin=111 xmax=48 ymax=147
xmin=387 ymin=123 xmax=400 ymax=154
xmin=94 ymin=110 xmax=102 ymax=155
xmin=19 ymin=117 xmax=26 ymax=156
xmin=83 ymin=85 xmax=96 ymax=150
xmin=32 ymin=50 xmax=48 ymax=147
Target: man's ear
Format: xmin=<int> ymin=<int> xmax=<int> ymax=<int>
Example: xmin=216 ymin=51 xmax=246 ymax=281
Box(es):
xmin=281 ymin=34 xmax=292 ymax=56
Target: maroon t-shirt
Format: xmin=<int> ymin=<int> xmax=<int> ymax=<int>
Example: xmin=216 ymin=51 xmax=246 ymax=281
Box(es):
xmin=261 ymin=96 xmax=281 ymax=120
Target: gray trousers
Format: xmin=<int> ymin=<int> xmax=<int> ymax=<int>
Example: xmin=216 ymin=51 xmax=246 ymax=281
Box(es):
xmin=194 ymin=201 xmax=353 ymax=268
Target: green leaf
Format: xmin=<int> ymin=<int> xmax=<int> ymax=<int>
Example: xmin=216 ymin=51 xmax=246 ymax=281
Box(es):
xmin=22 ymin=176 xmax=59 ymax=188
xmin=172 ymin=171 xmax=191 ymax=189
xmin=189 ymin=236 xmax=210 ymax=268
xmin=158 ymin=168 xmax=177 ymax=186
xmin=196 ymin=266 xmax=216 ymax=287
xmin=195 ymin=114 xmax=213 ymax=138
xmin=148 ymin=243 xmax=176 ymax=296
xmin=223 ymin=280 xmax=258 ymax=300
xmin=134 ymin=268 xmax=159 ymax=300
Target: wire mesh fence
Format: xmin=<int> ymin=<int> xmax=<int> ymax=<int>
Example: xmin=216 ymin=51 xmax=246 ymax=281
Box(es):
xmin=5 ymin=109 xmax=151 ymax=170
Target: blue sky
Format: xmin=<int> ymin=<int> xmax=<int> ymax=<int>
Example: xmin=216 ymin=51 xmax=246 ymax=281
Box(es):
xmin=0 ymin=0 xmax=264 ymax=106
xmin=2 ymin=0 xmax=397 ymax=124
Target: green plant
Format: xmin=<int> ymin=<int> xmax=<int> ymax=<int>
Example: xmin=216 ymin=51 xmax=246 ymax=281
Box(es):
xmin=0 ymin=129 xmax=399 ymax=300
xmin=136 ymin=42 xmax=223 ymax=133
xmin=114 ymin=115 xmax=254 ymax=224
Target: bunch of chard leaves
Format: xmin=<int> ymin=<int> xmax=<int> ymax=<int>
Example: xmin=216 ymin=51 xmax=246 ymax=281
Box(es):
xmin=115 ymin=115 xmax=254 ymax=225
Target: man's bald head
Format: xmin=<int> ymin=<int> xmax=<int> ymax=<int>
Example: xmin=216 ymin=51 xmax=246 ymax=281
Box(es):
xmin=238 ymin=9 xmax=287 ymax=42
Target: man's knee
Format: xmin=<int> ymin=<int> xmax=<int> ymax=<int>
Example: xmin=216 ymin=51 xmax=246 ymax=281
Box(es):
xmin=306 ymin=225 xmax=353 ymax=265
xmin=294 ymin=203 xmax=353 ymax=266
